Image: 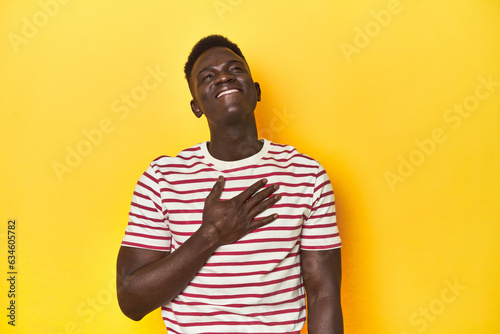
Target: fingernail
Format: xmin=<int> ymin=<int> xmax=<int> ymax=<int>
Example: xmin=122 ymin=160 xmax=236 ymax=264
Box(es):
xmin=262 ymin=178 xmax=268 ymax=184
xmin=218 ymin=175 xmax=224 ymax=182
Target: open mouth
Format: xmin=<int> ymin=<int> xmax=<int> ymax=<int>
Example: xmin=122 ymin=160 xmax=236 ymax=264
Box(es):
xmin=216 ymin=89 xmax=241 ymax=98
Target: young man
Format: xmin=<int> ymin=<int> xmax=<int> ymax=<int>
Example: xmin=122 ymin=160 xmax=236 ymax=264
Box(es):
xmin=117 ymin=35 xmax=343 ymax=333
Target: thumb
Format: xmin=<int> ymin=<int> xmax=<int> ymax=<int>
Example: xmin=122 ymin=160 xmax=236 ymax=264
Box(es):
xmin=207 ymin=175 xmax=225 ymax=202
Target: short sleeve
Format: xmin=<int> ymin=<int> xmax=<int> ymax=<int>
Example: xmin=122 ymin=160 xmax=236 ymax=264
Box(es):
xmin=300 ymin=164 xmax=341 ymax=251
xmin=121 ymin=164 xmax=171 ymax=252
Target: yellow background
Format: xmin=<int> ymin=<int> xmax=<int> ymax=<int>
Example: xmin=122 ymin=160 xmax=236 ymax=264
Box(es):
xmin=1 ymin=0 xmax=499 ymax=333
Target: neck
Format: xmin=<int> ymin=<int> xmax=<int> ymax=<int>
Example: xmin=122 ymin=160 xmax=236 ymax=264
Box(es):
xmin=207 ymin=118 xmax=262 ymax=161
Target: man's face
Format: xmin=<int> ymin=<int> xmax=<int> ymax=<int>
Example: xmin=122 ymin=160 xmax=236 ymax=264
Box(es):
xmin=189 ymin=47 xmax=261 ymax=125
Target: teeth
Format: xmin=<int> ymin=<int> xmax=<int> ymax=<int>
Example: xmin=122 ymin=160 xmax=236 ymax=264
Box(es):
xmin=217 ymin=89 xmax=239 ymax=98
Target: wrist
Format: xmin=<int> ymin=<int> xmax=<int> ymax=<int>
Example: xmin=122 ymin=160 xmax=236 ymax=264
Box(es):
xmin=194 ymin=224 xmax=223 ymax=250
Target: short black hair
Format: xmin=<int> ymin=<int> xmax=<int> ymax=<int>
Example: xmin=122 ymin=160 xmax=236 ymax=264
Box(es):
xmin=184 ymin=34 xmax=246 ymax=86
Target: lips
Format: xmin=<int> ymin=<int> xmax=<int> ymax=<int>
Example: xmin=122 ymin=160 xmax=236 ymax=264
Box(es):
xmin=216 ymin=88 xmax=241 ymax=99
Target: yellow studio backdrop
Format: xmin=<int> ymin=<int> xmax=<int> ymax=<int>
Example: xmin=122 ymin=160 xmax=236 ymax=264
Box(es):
xmin=1 ymin=0 xmax=499 ymax=333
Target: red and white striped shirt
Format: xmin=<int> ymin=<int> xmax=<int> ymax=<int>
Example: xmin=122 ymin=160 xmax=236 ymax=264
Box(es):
xmin=121 ymin=139 xmax=341 ymax=333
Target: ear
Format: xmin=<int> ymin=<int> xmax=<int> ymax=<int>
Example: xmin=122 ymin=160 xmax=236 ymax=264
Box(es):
xmin=190 ymin=100 xmax=203 ymax=118
xmin=254 ymin=82 xmax=261 ymax=102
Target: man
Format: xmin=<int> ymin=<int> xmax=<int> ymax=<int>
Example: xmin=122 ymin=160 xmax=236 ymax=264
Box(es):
xmin=117 ymin=34 xmax=343 ymax=333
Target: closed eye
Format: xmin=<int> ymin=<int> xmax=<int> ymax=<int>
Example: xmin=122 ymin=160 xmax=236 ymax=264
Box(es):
xmin=230 ymin=66 xmax=243 ymax=72
xmin=201 ymin=73 xmax=213 ymax=82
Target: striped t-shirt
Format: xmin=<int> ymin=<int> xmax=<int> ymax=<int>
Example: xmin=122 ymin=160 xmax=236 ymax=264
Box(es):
xmin=121 ymin=139 xmax=341 ymax=333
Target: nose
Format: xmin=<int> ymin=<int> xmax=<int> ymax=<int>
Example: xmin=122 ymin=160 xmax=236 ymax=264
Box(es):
xmin=214 ymin=69 xmax=235 ymax=85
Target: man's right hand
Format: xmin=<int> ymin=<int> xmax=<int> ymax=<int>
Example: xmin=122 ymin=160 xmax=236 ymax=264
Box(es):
xmin=201 ymin=176 xmax=281 ymax=246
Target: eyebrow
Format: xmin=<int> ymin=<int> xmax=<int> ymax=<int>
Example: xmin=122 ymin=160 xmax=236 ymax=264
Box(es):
xmin=197 ymin=60 xmax=245 ymax=78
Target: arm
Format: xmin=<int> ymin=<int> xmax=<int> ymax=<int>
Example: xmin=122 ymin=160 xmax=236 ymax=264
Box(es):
xmin=117 ymin=176 xmax=281 ymax=321
xmin=301 ymin=248 xmax=343 ymax=334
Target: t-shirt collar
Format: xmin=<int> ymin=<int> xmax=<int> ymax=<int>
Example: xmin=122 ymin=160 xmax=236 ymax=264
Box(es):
xmin=200 ymin=138 xmax=270 ymax=170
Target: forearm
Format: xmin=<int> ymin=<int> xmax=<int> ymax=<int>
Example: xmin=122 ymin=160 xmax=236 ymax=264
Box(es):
xmin=306 ymin=292 xmax=343 ymax=334
xmin=118 ymin=227 xmax=220 ymax=320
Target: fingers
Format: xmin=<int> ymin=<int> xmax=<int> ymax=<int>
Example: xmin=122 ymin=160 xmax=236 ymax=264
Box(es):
xmin=210 ymin=177 xmax=281 ymax=214
xmin=206 ymin=175 xmax=225 ymax=202
xmin=246 ymin=183 xmax=280 ymax=207
xmin=234 ymin=178 xmax=269 ymax=203
xmin=250 ymin=212 xmax=280 ymax=230
xmin=248 ymin=192 xmax=281 ymax=218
